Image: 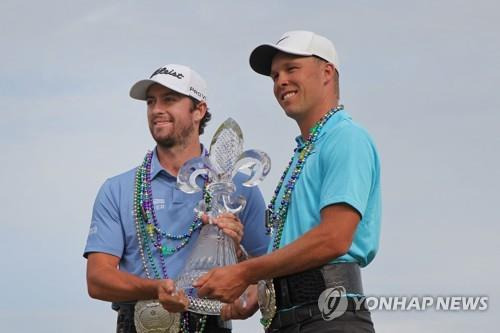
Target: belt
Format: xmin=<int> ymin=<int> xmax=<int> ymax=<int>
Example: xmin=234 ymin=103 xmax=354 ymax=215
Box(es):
xmin=268 ymin=298 xmax=368 ymax=332
xmin=116 ymin=303 xmax=231 ymax=332
xmin=274 ymin=263 xmax=363 ymax=310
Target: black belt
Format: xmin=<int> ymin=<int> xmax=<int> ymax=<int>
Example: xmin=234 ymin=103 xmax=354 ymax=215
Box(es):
xmin=116 ymin=303 xmax=231 ymax=332
xmin=273 ymin=263 xmax=364 ymax=310
xmin=268 ymin=298 xmax=368 ymax=332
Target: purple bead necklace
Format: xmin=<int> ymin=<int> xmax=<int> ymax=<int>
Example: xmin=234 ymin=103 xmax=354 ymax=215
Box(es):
xmin=134 ymin=150 xmax=209 ymax=332
xmin=134 ymin=150 xmax=208 ymax=279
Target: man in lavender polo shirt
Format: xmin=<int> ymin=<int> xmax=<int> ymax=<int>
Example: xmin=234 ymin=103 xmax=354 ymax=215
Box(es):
xmin=83 ymin=64 xmax=269 ymax=333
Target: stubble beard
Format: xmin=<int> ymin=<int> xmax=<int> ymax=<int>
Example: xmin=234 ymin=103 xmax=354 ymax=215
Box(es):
xmin=153 ymin=121 xmax=196 ymax=149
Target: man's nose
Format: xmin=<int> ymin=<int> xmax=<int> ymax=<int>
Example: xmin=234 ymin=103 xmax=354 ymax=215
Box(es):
xmin=151 ymin=102 xmax=166 ymax=115
xmin=276 ymin=73 xmax=289 ymax=87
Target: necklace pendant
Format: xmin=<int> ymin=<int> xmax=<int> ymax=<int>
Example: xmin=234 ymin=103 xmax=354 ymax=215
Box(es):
xmin=161 ymin=246 xmax=175 ymax=257
xmin=265 ymin=208 xmax=282 ymax=233
xmin=258 ymin=279 xmax=276 ymax=329
xmin=265 ymin=208 xmax=273 ymax=229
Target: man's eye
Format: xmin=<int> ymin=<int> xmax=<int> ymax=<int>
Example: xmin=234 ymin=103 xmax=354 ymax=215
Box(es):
xmin=164 ymin=96 xmax=177 ymax=102
xmin=146 ymin=99 xmax=153 ymax=105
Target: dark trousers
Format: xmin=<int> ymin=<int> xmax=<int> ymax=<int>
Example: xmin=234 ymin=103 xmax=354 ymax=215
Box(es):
xmin=116 ymin=305 xmax=231 ymax=333
xmin=267 ymin=310 xmax=375 ymax=333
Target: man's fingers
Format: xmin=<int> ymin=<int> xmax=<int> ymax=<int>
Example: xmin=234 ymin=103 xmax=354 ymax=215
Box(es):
xmin=217 ymin=221 xmax=243 ymax=232
xmin=220 ymin=304 xmax=231 ymax=321
xmin=158 ymin=279 xmax=175 ymax=294
xmin=216 ymin=221 xmax=243 ymax=242
xmin=177 ymin=290 xmax=189 ymax=309
xmin=220 ymin=299 xmax=248 ymax=320
xmin=177 ymin=289 xmax=187 ymax=301
xmin=157 ymin=279 xmax=191 ymax=312
xmin=211 ymin=214 xmax=244 ymax=243
xmin=201 ymin=213 xmax=237 ymax=225
xmin=214 ymin=214 xmax=240 ymax=225
xmin=220 ymin=229 xmax=239 ymax=241
xmin=200 ymin=213 xmax=210 ymax=224
xmin=159 ymin=293 xmax=189 ymax=312
xmin=217 ymin=212 xmax=237 ymax=219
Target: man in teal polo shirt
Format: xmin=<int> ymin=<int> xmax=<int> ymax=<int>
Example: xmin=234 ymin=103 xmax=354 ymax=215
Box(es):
xmin=195 ymin=31 xmax=381 ymax=332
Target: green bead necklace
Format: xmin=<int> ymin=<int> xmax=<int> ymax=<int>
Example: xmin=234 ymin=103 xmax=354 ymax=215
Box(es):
xmin=133 ymin=150 xmax=208 ymax=332
xmin=266 ymin=105 xmax=344 ymax=250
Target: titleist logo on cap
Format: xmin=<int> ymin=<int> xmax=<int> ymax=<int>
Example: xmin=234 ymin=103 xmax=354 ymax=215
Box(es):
xmin=150 ymin=67 xmax=184 ymax=79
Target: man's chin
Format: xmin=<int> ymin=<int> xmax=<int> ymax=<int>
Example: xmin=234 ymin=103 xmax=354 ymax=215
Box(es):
xmin=283 ymin=107 xmax=300 ymax=119
xmin=154 ymin=136 xmax=176 ymax=149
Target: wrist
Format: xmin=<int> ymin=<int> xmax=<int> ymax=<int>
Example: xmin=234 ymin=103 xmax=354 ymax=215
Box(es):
xmin=146 ymin=279 xmax=162 ymax=299
xmin=238 ymin=260 xmax=255 ymax=285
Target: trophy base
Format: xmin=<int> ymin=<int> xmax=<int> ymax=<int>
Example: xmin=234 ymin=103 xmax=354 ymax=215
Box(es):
xmin=181 ymin=287 xmax=223 ymax=315
xmin=177 ymin=269 xmax=224 ymax=315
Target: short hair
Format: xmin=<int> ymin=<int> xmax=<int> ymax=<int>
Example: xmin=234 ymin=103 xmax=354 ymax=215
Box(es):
xmin=314 ymin=57 xmax=339 ymax=99
xmin=189 ymin=97 xmax=211 ymax=135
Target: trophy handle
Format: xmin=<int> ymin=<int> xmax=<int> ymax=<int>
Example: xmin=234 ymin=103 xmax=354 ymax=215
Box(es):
xmin=232 ymin=149 xmax=271 ymax=187
xmin=177 ymin=156 xmax=210 ymax=193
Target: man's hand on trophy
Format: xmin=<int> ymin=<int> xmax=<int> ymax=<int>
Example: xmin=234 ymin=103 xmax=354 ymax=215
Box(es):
xmin=220 ymin=284 xmax=259 ymax=320
xmin=201 ymin=212 xmax=244 ymax=246
xmin=194 ymin=264 xmax=249 ymax=303
xmin=157 ymin=279 xmax=189 ymax=312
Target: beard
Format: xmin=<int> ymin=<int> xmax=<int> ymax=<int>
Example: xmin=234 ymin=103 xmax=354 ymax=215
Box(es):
xmin=152 ymin=120 xmax=196 ymax=149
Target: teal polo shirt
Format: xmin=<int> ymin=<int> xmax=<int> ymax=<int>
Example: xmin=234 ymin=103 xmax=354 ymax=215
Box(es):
xmin=272 ymin=110 xmax=381 ymax=267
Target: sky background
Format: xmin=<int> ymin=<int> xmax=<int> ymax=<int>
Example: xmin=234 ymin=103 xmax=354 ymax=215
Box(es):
xmin=1 ymin=0 xmax=499 ymax=332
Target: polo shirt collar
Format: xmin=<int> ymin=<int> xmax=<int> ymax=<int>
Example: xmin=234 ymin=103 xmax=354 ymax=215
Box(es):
xmin=294 ymin=109 xmax=351 ymax=149
xmin=150 ymin=144 xmax=208 ymax=180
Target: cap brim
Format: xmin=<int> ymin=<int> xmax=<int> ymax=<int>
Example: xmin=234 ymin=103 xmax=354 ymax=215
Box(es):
xmin=129 ymin=79 xmax=157 ymax=100
xmin=249 ymin=44 xmax=313 ymax=76
xmin=129 ymin=78 xmax=194 ymax=101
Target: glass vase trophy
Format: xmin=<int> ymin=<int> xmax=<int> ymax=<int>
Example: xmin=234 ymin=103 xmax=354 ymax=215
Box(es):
xmin=176 ymin=118 xmax=271 ymax=315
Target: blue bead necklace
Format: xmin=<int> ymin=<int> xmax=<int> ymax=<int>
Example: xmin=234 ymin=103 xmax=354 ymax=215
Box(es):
xmin=266 ymin=105 xmax=344 ymax=250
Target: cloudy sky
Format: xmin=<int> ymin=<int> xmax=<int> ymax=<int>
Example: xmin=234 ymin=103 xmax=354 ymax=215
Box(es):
xmin=1 ymin=0 xmax=499 ymax=332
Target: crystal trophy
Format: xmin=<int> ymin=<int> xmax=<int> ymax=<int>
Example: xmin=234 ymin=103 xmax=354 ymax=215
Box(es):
xmin=176 ymin=118 xmax=271 ymax=315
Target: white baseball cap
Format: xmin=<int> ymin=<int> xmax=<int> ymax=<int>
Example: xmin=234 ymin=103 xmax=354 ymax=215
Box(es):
xmin=130 ymin=64 xmax=207 ymax=101
xmin=249 ymin=30 xmax=339 ymax=76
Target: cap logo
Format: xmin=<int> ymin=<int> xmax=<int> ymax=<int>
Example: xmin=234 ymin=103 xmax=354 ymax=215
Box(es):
xmin=189 ymin=87 xmax=206 ymax=100
xmin=150 ymin=67 xmax=184 ymax=79
xmin=276 ymin=35 xmax=290 ymax=45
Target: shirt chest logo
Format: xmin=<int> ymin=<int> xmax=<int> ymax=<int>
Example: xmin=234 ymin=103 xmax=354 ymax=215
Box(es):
xmin=153 ymin=198 xmax=165 ymax=210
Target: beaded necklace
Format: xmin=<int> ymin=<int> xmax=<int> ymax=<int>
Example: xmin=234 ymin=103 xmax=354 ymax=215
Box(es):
xmin=133 ymin=150 xmax=208 ymax=332
xmin=266 ymin=105 xmax=344 ymax=250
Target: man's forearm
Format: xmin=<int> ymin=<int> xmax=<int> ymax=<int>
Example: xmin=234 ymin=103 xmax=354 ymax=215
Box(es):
xmin=240 ymin=221 xmax=351 ymax=284
xmin=87 ymin=265 xmax=160 ymax=302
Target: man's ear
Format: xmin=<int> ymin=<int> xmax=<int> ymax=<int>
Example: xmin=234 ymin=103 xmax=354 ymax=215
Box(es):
xmin=322 ymin=62 xmax=335 ymax=86
xmin=193 ymin=101 xmax=207 ymax=122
